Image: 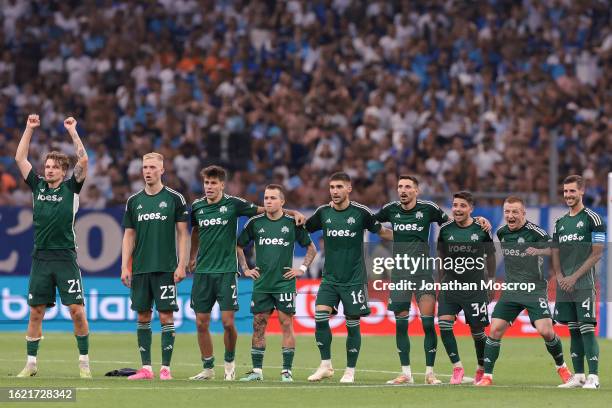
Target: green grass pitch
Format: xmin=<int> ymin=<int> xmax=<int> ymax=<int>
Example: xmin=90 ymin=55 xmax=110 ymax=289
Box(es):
xmin=0 ymin=332 xmax=610 ymax=407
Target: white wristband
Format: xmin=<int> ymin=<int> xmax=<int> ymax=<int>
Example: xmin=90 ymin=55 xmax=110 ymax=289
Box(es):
xmin=299 ymin=265 xmax=308 ymax=273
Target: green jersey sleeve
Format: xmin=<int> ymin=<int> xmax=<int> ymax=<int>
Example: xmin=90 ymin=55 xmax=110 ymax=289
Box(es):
xmin=431 ymin=205 xmax=449 ymax=225
xmin=364 ymin=209 xmax=382 ymax=233
xmin=122 ymin=198 xmax=135 ymax=229
xmin=233 ymin=196 xmax=258 ymax=217
xmin=552 ymin=220 xmax=560 ymax=245
xmin=173 ymin=193 xmax=188 ymax=222
xmin=65 ymin=174 xmax=84 ymax=194
xmin=296 ymin=225 xmax=312 ymax=247
xmin=25 ymin=168 xmax=40 ymax=191
xmin=305 ymin=206 xmax=324 ymax=233
xmin=237 ymin=218 xmax=254 ymax=248
xmin=374 ymin=205 xmax=389 ymax=223
xmin=587 ymin=211 xmax=606 ymax=235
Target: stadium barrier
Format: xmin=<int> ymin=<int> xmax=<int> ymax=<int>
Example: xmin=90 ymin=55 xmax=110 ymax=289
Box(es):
xmin=0 ymin=277 xmax=578 ymax=336
xmin=0 ymin=206 xmax=607 ymax=336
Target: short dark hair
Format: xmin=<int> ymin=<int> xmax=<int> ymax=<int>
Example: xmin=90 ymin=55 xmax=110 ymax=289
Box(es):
xmin=44 ymin=151 xmax=70 ymax=172
xmin=563 ymin=175 xmax=584 ymax=189
xmin=398 ymin=175 xmax=419 ymax=186
xmin=200 ymin=165 xmax=226 ymax=181
xmin=504 ymin=195 xmax=524 ymax=206
xmin=265 ymin=183 xmax=285 ymax=199
xmin=329 ymin=172 xmax=351 ymax=183
xmin=453 ymin=191 xmax=474 ymax=207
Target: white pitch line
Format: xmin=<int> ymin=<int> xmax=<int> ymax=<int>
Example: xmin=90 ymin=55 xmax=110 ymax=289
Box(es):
xmin=0 ymin=358 xmax=458 ymax=378
xmin=74 ymin=383 xmax=563 ymax=391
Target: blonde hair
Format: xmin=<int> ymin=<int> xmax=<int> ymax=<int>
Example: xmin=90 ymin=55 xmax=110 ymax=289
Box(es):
xmin=142 ymin=152 xmax=164 ymax=163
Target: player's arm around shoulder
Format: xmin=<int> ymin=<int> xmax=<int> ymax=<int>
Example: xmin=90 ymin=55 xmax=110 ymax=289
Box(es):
xmin=377 ymin=226 xmax=393 ymax=241
xmin=283 ymin=208 xmax=306 ymax=226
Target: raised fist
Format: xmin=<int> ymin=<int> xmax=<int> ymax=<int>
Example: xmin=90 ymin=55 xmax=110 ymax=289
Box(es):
xmin=64 ymin=117 xmax=77 ymax=131
xmin=26 ymin=114 xmax=40 ymax=129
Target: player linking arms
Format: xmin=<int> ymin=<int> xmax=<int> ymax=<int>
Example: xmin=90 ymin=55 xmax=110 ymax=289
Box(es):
xmin=476 ymin=196 xmax=571 ymax=386
xmin=15 ymin=115 xmax=91 ymax=378
xmin=236 ymin=184 xmax=317 ymax=382
xmin=188 ymin=166 xmax=305 ymax=380
xmin=437 ymin=191 xmax=496 ymax=385
xmin=375 ymin=176 xmax=492 ymax=385
xmin=306 ymin=172 xmax=393 ymax=383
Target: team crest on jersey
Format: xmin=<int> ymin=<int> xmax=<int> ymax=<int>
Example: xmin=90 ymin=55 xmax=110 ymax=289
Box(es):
xmin=471 ymin=233 xmax=479 ymax=241
xmin=395 ymin=213 xmax=401 ymax=218
xmin=517 ymin=237 xmax=525 ymax=243
xmin=281 ymin=226 xmax=289 ymax=234
xmin=137 ymin=204 xmax=143 ymax=209
xmin=159 ymin=201 xmax=167 ymax=208
xmin=39 ymin=188 xmax=44 ymax=192
xmin=416 ymin=211 xmax=423 ymax=219
xmin=326 ymin=218 xmax=331 ymax=223
xmin=258 ymin=228 xmax=265 ymax=233
xmin=347 ymin=217 xmax=355 ymax=225
xmin=220 ymin=205 xmax=227 ymax=213
xmin=576 ymin=221 xmax=584 ymax=228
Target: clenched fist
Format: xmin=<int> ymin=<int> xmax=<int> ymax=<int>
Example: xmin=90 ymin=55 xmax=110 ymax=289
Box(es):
xmin=64 ymin=117 xmax=77 ymax=132
xmin=26 ymin=114 xmax=40 ymax=129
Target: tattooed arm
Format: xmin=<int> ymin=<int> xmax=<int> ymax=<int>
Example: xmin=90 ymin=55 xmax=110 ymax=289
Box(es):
xmin=64 ymin=117 xmax=88 ymax=183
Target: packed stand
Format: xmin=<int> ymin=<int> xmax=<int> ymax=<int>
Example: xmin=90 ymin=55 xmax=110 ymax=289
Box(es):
xmin=0 ymin=0 xmax=610 ymax=209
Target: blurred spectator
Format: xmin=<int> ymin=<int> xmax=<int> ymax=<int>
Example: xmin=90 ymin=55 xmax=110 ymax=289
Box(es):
xmin=0 ymin=0 xmax=609 ymax=209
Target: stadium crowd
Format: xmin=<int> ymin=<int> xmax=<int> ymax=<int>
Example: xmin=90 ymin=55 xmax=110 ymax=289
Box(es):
xmin=0 ymin=0 xmax=610 ymax=209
